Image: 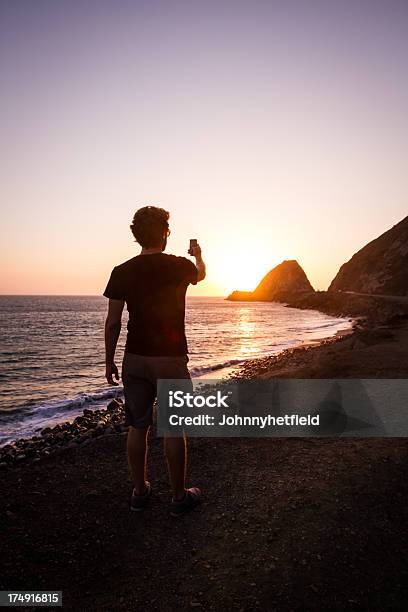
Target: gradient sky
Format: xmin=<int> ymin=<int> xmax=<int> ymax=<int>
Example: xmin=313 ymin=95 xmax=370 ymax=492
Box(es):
xmin=1 ymin=0 xmax=407 ymax=296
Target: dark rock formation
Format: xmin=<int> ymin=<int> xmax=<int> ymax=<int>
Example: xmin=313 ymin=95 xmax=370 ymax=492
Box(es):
xmin=252 ymin=260 xmax=315 ymax=300
xmin=227 ymin=260 xmax=314 ymax=302
xmin=329 ymin=216 xmax=408 ymax=296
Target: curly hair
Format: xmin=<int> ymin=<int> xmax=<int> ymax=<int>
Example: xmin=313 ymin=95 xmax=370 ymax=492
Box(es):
xmin=130 ymin=206 xmax=170 ymax=248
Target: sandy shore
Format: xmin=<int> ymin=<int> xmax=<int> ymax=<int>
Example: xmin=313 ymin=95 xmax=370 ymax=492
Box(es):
xmin=1 ymin=308 xmax=408 ymax=610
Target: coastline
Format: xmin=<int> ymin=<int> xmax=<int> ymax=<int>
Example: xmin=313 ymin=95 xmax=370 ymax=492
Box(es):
xmin=0 ymin=304 xmax=353 ymax=448
xmin=1 ymin=297 xmax=405 ymax=466
xmin=1 ymin=302 xmax=408 ymax=610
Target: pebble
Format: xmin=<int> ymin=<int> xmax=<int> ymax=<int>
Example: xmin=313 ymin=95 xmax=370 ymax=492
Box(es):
xmin=0 ymin=399 xmax=126 ymax=469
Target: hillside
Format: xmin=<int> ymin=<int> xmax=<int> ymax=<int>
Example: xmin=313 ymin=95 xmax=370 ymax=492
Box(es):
xmin=329 ymin=216 xmax=408 ymax=296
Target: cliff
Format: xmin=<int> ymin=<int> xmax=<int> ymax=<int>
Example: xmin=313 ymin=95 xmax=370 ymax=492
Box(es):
xmin=329 ymin=216 xmax=408 ymax=296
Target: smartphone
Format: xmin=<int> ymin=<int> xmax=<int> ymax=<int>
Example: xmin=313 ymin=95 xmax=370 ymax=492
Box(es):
xmin=188 ymin=238 xmax=198 ymax=255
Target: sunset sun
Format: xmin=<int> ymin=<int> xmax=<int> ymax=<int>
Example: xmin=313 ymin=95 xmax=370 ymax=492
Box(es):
xmin=210 ymin=245 xmax=276 ymax=295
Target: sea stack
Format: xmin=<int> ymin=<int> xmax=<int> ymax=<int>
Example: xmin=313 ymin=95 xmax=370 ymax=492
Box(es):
xmin=227 ymin=260 xmax=314 ymax=301
xmin=329 ymin=216 xmax=408 ymax=296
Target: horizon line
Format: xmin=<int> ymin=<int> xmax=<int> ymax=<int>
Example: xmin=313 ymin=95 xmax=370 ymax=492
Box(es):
xmin=0 ymin=293 xmax=225 ymax=298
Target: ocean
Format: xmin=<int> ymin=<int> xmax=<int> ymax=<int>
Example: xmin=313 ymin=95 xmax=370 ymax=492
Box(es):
xmin=0 ymin=295 xmax=352 ymax=445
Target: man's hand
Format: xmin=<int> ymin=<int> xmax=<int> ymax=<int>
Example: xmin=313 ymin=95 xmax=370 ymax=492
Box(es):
xmin=106 ymin=362 xmax=120 ymax=385
xmin=191 ymin=244 xmax=202 ymax=258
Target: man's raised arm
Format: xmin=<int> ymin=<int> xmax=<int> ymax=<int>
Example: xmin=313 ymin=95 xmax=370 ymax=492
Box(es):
xmin=192 ymin=244 xmax=206 ymax=282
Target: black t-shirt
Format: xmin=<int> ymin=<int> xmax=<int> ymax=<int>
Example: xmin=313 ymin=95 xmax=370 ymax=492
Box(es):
xmin=103 ymin=253 xmax=198 ymax=356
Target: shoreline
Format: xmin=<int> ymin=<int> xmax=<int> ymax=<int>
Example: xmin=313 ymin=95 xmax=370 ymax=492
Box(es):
xmin=231 ymin=316 xmax=408 ymax=380
xmin=0 ymin=313 xmax=355 ymax=461
xmin=0 ymin=307 xmax=354 ymax=450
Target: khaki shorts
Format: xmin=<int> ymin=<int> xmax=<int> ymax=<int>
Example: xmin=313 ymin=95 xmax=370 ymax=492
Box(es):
xmin=121 ymin=352 xmax=192 ymax=428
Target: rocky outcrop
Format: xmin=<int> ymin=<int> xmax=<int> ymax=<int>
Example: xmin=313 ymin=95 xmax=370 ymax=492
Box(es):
xmin=227 ymin=260 xmax=314 ymax=301
xmin=329 ymin=216 xmax=408 ymax=296
xmin=252 ymin=260 xmax=315 ymax=300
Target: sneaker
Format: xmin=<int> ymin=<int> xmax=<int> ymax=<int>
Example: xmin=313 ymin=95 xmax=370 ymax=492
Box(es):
xmin=170 ymin=487 xmax=201 ymax=517
xmin=130 ymin=482 xmax=151 ymax=512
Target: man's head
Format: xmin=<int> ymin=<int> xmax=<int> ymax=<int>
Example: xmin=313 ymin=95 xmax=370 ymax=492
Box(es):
xmin=130 ymin=206 xmax=170 ymax=250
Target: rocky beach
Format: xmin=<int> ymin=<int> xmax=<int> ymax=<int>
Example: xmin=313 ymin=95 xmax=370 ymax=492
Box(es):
xmin=1 ymin=296 xmax=408 ymax=610
xmin=0 ymin=398 xmax=127 ymax=470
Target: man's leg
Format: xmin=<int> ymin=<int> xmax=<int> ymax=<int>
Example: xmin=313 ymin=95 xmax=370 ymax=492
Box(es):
xmin=164 ymin=434 xmax=187 ymax=500
xmin=127 ymin=426 xmax=150 ymax=495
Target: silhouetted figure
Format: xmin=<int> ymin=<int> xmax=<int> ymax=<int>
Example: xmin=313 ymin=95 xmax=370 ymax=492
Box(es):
xmin=103 ymin=206 xmax=206 ymax=515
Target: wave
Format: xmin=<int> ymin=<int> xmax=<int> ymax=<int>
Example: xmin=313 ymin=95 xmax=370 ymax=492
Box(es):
xmin=189 ymin=358 xmax=245 ymax=377
xmin=287 ymin=320 xmax=350 ymax=333
xmin=0 ymin=387 xmax=124 ymax=419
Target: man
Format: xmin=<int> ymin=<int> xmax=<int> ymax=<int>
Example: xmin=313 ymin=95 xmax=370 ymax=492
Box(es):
xmin=103 ymin=206 xmax=206 ymax=516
